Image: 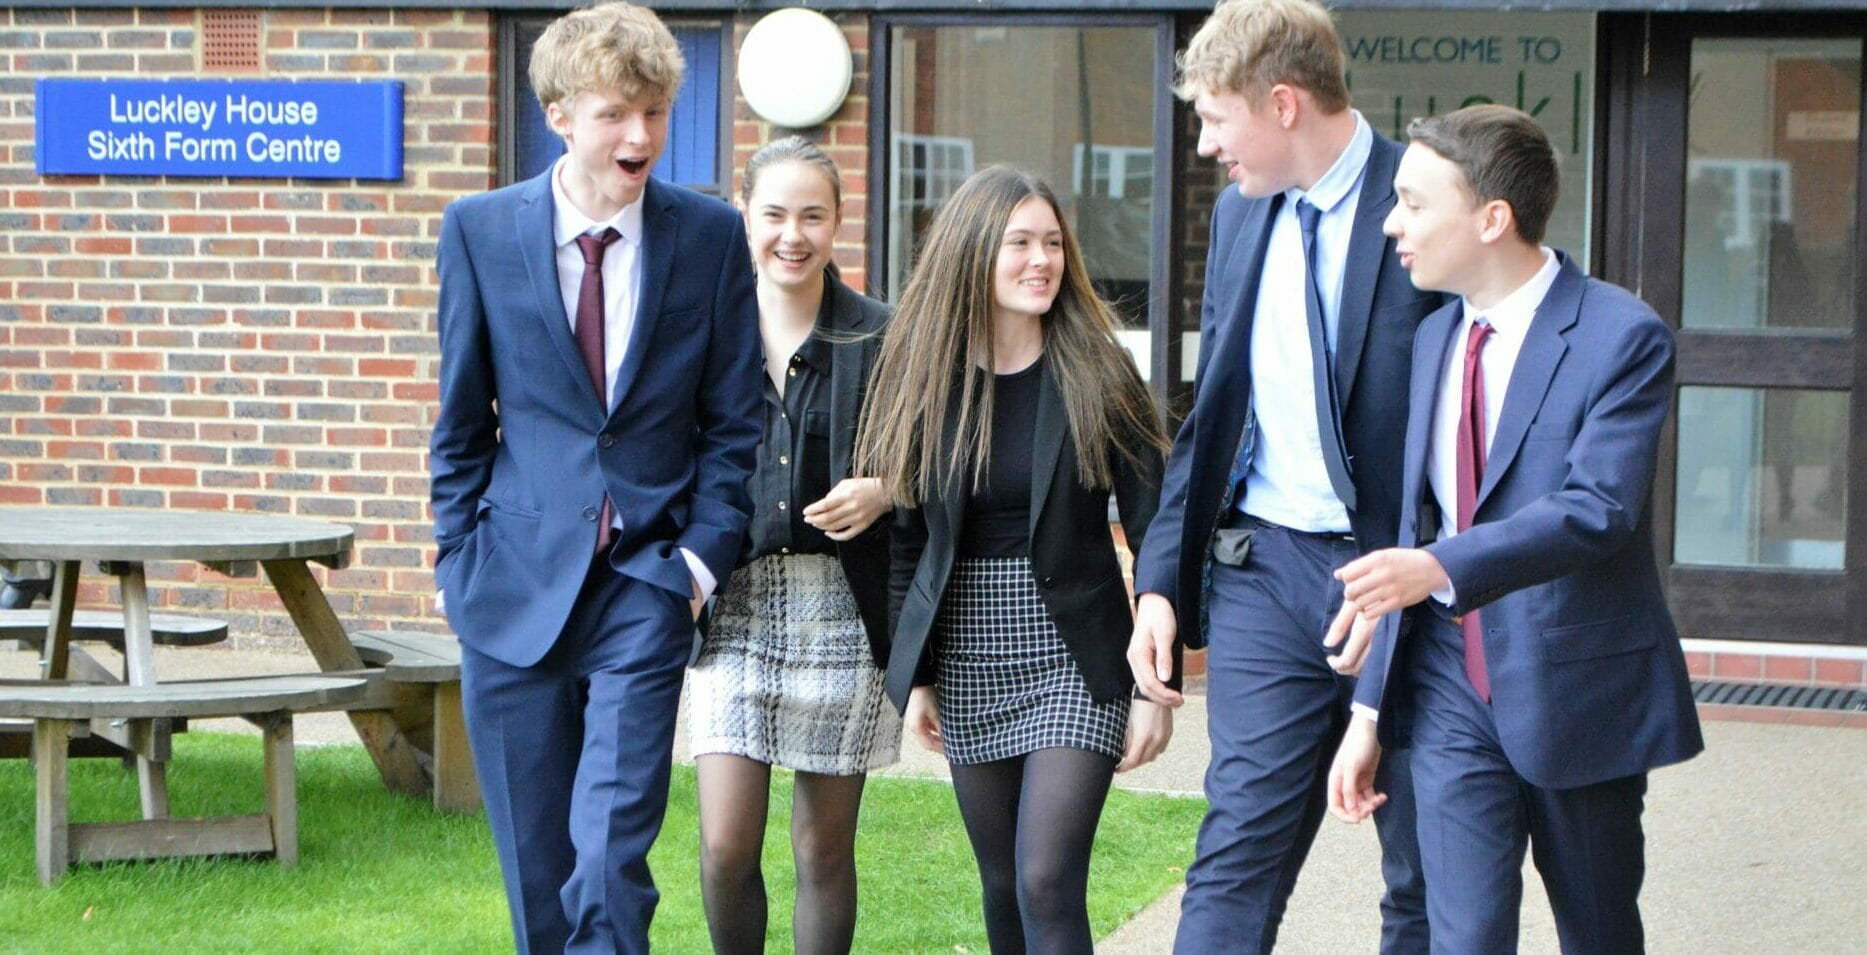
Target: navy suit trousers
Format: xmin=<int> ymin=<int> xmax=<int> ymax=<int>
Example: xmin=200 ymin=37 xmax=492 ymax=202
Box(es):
xmin=1410 ymin=610 xmax=1649 ymax=954
xmin=460 ymin=557 xmax=693 ymax=955
xmin=1176 ymin=523 xmax=1428 ymax=954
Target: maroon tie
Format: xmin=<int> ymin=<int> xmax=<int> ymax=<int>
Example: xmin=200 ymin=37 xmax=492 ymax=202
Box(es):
xmin=575 ymin=227 xmax=621 ymax=554
xmin=1456 ymin=319 xmax=1495 ymax=702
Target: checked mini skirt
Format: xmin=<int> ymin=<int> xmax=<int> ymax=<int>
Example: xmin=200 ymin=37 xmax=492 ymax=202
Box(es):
xmin=932 ymin=556 xmax=1128 ymax=766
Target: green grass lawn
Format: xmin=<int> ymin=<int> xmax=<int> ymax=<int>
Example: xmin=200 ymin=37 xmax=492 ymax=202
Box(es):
xmin=0 ymin=734 xmax=1203 ymax=953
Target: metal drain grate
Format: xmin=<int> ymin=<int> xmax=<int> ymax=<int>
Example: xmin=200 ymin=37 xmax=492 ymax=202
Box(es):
xmin=1692 ymin=680 xmax=1867 ymax=712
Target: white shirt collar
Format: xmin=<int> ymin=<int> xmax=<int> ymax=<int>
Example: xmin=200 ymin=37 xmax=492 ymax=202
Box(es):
xmin=1461 ymin=247 xmax=1560 ymax=341
xmin=1289 ymin=110 xmax=1373 ymax=215
xmin=549 ymin=157 xmax=645 ymax=249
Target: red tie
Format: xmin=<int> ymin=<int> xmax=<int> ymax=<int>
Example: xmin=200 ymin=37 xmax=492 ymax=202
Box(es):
xmin=1456 ymin=319 xmax=1495 ymax=702
xmin=575 ymin=227 xmax=621 ymax=555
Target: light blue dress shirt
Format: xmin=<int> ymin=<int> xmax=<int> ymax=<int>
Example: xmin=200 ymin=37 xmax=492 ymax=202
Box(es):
xmin=1239 ymin=112 xmax=1374 ymax=534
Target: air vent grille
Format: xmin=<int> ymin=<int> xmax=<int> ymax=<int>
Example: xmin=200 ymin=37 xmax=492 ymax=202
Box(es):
xmin=202 ymin=10 xmax=262 ymax=74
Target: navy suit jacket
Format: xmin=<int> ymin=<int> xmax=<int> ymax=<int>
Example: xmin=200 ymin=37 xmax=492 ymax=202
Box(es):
xmin=430 ymin=171 xmax=762 ymax=667
xmin=1133 ymin=133 xmax=1446 ymax=650
xmin=1355 ymin=255 xmax=1704 ymax=790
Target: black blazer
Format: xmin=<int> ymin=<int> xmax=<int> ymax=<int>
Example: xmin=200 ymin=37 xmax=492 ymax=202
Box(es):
xmin=821 ymin=273 xmax=894 ymax=668
xmin=884 ymin=364 xmax=1163 ymax=710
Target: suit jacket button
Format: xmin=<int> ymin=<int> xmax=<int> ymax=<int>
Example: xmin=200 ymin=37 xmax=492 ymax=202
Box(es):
xmin=599 ymin=433 xmax=616 ymax=449
xmin=581 ymin=506 xmax=598 ymax=521
xmin=1042 ymin=576 xmax=1056 ymax=587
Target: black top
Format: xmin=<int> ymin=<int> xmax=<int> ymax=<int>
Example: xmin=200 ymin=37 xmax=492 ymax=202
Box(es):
xmin=743 ymin=296 xmax=837 ymax=563
xmin=958 ymin=355 xmax=1043 ymax=559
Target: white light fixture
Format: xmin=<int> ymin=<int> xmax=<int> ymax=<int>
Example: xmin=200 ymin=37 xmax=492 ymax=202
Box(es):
xmin=737 ymin=8 xmax=852 ymax=129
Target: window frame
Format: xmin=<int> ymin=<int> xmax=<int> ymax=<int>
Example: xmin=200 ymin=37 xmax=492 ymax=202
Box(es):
xmin=1602 ymin=12 xmax=1867 ymax=645
xmin=497 ymin=15 xmax=734 ymax=195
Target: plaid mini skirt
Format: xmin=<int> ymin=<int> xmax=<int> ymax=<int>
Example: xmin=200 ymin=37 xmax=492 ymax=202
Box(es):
xmin=933 ymin=556 xmax=1128 ymax=765
xmin=687 ymin=553 xmax=900 ymax=775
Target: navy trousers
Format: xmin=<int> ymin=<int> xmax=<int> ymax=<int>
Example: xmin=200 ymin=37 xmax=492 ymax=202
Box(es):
xmin=1176 ymin=522 xmax=1428 ymax=954
xmin=1409 ymin=610 xmax=1649 ymax=954
xmin=461 ymin=558 xmax=692 ymax=955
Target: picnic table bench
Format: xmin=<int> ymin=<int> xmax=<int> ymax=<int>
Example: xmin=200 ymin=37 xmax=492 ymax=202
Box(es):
xmin=337 ymin=631 xmax=478 ymax=813
xmin=0 ymin=674 xmax=366 ymax=884
xmin=0 ymin=608 xmax=229 ymax=650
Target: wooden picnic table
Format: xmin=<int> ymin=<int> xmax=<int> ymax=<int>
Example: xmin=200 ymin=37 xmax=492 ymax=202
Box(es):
xmin=0 ymin=506 xmax=429 ymax=817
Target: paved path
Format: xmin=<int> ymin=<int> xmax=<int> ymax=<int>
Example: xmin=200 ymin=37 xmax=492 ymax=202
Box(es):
xmin=11 ymin=644 xmax=1864 ymax=951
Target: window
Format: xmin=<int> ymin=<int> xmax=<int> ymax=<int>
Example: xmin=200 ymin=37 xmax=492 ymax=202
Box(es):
xmin=502 ymin=19 xmax=727 ymax=193
xmin=1334 ymin=11 xmax=1597 ymax=261
xmin=880 ymin=20 xmax=1171 ymax=382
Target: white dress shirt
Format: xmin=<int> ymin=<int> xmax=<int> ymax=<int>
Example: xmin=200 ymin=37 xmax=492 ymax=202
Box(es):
xmin=550 ymin=159 xmax=645 ymax=408
xmin=1241 ymin=112 xmax=1374 ymax=533
xmin=1427 ymin=247 xmax=1561 ymax=604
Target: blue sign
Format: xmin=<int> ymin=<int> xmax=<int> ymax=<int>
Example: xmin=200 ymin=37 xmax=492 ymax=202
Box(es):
xmin=35 ymin=79 xmax=403 ymax=180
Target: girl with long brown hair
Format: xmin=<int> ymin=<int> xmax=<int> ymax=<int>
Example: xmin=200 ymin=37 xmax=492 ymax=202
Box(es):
xmin=857 ymin=165 xmax=1172 ymax=953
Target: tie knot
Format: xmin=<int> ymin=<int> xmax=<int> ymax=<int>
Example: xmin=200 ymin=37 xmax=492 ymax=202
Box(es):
xmin=575 ymin=227 xmax=621 ymax=267
xmin=1466 ymin=318 xmax=1495 ymax=356
xmin=1295 ymin=199 xmax=1322 ymax=236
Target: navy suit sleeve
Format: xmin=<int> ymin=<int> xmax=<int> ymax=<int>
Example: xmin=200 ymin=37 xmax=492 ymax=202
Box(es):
xmin=1428 ymin=312 xmax=1675 ymax=614
xmin=1133 ymin=194 xmax=1234 ymax=602
xmin=430 ymin=203 xmax=498 ymax=574
xmin=676 ymin=213 xmax=764 ymax=584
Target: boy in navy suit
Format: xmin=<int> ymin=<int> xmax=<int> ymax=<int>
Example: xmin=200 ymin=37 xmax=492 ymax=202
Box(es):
xmin=428 ymin=3 xmax=761 ymax=951
xmin=1328 ymin=104 xmax=1702 ymax=953
xmin=1127 ymin=1 xmax=1437 ymax=949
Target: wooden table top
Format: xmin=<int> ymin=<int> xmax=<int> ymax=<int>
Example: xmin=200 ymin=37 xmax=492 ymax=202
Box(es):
xmin=0 ymin=507 xmax=353 ymax=564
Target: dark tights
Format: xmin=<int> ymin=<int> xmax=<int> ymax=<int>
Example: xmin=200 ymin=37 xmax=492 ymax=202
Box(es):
xmin=696 ymin=753 xmax=869 ymax=955
xmin=948 ymin=747 xmax=1118 ymax=955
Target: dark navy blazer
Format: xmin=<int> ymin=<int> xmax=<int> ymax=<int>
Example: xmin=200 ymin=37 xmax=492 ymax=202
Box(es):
xmin=1132 ymin=133 xmax=1446 ymax=652
xmin=429 ymin=171 xmax=763 ymax=667
xmin=1354 ymin=255 xmax=1704 ymax=790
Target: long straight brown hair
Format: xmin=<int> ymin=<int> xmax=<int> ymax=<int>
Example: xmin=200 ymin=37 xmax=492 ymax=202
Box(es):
xmin=855 ymin=165 xmax=1167 ymax=505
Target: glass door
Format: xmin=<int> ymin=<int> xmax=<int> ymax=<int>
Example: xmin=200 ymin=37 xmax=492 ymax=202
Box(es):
xmin=1605 ymin=15 xmax=1866 ymax=644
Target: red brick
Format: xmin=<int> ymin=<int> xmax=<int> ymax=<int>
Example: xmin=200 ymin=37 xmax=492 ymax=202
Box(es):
xmin=106 ymin=351 xmax=160 ymax=370
xmin=168 ymin=215 xmax=229 ymax=233
xmin=139 ymin=467 xmax=197 ymax=486
xmin=1684 ymin=652 xmax=1712 ymax=680
xmin=74 ymin=236 xmax=132 ymax=255
xmin=1813 ymin=658 xmax=1866 ymax=688
xmin=1762 ymin=654 xmax=1814 ymax=685
xmin=1695 ymin=703 xmax=1786 ymax=726
xmin=1711 ymin=653 xmax=1764 ymax=681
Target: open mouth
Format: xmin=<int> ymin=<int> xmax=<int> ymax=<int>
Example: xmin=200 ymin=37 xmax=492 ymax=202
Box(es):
xmin=617 ymin=157 xmax=648 ymax=176
xmin=774 ymin=249 xmax=811 ymax=264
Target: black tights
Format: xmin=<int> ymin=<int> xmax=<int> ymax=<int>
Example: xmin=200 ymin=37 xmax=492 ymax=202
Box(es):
xmin=948 ymin=747 xmax=1118 ymax=955
xmin=695 ymin=754 xmax=868 ymax=955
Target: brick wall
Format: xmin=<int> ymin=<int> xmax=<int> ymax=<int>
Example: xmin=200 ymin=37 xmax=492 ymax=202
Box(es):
xmin=726 ymin=13 xmax=873 ymax=296
xmin=0 ymin=8 xmax=494 ymax=644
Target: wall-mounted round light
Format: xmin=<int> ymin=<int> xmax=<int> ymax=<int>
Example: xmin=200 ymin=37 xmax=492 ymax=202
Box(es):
xmin=737 ymin=8 xmax=852 ymax=129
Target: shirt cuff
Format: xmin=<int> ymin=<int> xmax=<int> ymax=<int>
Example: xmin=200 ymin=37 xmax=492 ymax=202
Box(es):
xmin=680 ymin=548 xmax=717 ymax=601
xmin=1351 ymin=702 xmax=1379 ymax=724
xmin=1431 ymin=579 xmax=1456 ymax=607
xmin=434 ymin=588 xmax=445 ymax=613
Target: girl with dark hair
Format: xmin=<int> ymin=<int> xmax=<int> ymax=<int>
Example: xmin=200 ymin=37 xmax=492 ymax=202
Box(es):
xmin=685 ymin=135 xmax=899 ymax=955
xmin=856 ymin=165 xmax=1173 ymax=953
